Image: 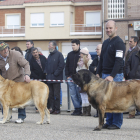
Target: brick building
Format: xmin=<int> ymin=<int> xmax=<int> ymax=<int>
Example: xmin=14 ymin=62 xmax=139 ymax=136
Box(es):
xmin=0 ymin=0 xmax=102 ymax=57
xmin=103 ymin=0 xmax=140 ymax=52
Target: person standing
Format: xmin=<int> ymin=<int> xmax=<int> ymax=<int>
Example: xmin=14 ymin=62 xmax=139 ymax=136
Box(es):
xmin=89 ymin=44 xmax=102 ymax=75
xmin=124 ymin=36 xmax=139 ymax=80
xmin=30 ymin=48 xmax=46 ymax=80
xmin=96 ymin=20 xmax=126 ymax=130
xmin=89 ymin=44 xmax=102 ymax=117
xmin=25 ymin=40 xmax=34 ymax=61
xmin=124 ymin=36 xmax=140 ymax=118
xmin=44 ymin=41 xmax=64 ymax=114
xmin=0 ymin=42 xmax=30 ymax=123
xmin=65 ymin=39 xmax=82 ymax=115
xmin=29 ymin=48 xmax=47 ymax=112
xmin=76 ymin=47 xmax=92 ymax=116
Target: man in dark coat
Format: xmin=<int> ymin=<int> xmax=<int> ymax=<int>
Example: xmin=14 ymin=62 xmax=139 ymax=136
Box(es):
xmin=30 ymin=48 xmax=46 ymax=80
xmin=125 ymin=36 xmax=140 ymax=119
xmin=29 ymin=47 xmax=47 ymax=112
xmin=25 ymin=40 xmax=34 ymax=61
xmin=89 ymin=44 xmax=102 ymax=117
xmin=89 ymin=44 xmax=102 ymax=74
xmin=44 ymin=41 xmax=64 ymax=114
xmin=65 ymin=39 xmax=82 ymax=116
xmin=124 ymin=36 xmax=139 ymax=80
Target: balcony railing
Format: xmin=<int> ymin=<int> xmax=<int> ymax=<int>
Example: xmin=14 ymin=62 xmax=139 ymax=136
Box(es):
xmin=70 ymin=24 xmax=102 ymax=36
xmin=0 ymin=26 xmax=25 ymax=37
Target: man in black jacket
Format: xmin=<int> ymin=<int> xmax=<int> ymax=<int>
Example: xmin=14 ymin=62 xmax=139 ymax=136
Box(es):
xmin=65 ymin=39 xmax=82 ymax=115
xmin=29 ymin=47 xmax=47 ymax=112
xmin=30 ymin=48 xmax=46 ymax=80
xmin=125 ymin=36 xmax=140 ymax=118
xmin=124 ymin=36 xmax=139 ymax=80
xmin=96 ymin=20 xmax=126 ymax=130
xmin=25 ymin=40 xmax=34 ymax=61
xmin=89 ymin=44 xmax=102 ymax=75
xmin=89 ymin=44 xmax=102 ymax=117
xmin=44 ymin=41 xmax=64 ymax=114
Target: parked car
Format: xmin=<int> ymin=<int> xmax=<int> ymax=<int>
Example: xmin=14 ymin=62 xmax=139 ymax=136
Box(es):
xmin=89 ymin=52 xmax=97 ymax=60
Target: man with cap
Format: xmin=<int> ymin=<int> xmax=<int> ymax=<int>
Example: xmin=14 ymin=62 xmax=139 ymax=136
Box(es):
xmin=0 ymin=41 xmax=30 ymax=123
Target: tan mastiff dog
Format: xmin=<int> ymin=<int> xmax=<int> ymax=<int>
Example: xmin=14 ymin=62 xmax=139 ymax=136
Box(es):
xmin=0 ymin=75 xmax=50 ymax=124
xmin=72 ymin=69 xmax=140 ymax=131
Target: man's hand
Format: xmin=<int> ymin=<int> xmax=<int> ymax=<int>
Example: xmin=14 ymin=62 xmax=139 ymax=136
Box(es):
xmin=24 ymin=75 xmax=30 ymax=83
xmin=105 ymin=76 xmax=113 ymax=81
xmin=96 ymin=74 xmax=100 ymax=78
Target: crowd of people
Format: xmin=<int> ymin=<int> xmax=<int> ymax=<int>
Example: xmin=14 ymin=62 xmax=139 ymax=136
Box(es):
xmin=0 ymin=19 xmax=140 ymax=130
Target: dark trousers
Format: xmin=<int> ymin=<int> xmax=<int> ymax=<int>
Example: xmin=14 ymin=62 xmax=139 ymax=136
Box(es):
xmin=48 ymin=83 xmax=60 ymax=111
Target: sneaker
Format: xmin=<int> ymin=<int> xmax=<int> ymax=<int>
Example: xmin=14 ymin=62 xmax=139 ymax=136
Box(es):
xmin=0 ymin=117 xmax=12 ymax=122
xmin=15 ymin=118 xmax=24 ymax=124
xmin=12 ymin=108 xmax=18 ymax=111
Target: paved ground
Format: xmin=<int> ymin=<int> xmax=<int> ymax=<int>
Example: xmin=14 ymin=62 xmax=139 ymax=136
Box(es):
xmin=0 ymin=83 xmax=140 ymax=140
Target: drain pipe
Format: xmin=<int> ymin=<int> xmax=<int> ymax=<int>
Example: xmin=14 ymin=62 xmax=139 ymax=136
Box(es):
xmin=102 ymin=0 xmax=104 ymax=41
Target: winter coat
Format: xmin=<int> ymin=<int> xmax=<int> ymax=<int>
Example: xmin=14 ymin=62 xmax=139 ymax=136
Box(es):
xmin=29 ymin=54 xmax=46 ymax=79
xmin=25 ymin=47 xmax=34 ymax=62
xmin=0 ymin=50 xmax=30 ymax=82
xmin=89 ymin=56 xmax=99 ymax=75
xmin=125 ymin=49 xmax=140 ymax=79
xmin=65 ymin=48 xmax=80 ymax=78
xmin=44 ymin=50 xmax=64 ymax=83
xmin=124 ymin=46 xmax=139 ymax=79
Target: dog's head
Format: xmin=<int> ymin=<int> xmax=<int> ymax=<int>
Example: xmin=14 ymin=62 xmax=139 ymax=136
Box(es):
xmin=72 ymin=69 xmax=92 ymax=90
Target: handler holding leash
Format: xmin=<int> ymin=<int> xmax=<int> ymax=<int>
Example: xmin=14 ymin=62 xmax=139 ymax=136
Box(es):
xmin=0 ymin=41 xmax=30 ymax=123
xmin=96 ymin=20 xmax=126 ymax=130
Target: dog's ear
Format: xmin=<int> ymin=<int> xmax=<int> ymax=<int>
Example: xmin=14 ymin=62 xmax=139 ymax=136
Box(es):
xmin=83 ymin=73 xmax=91 ymax=84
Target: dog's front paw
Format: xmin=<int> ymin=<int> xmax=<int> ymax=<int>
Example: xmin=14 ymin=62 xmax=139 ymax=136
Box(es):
xmin=46 ymin=120 xmax=50 ymax=124
xmin=36 ymin=121 xmax=43 ymax=125
xmin=93 ymin=126 xmax=101 ymax=131
xmin=0 ymin=121 xmax=6 ymax=124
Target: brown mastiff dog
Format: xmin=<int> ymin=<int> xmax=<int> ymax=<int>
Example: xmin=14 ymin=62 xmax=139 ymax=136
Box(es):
xmin=0 ymin=75 xmax=50 ymax=124
xmin=72 ymin=69 xmax=140 ymax=131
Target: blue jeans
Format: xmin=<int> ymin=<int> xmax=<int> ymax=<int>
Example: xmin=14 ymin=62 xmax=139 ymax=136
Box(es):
xmin=102 ymin=73 xmax=124 ymax=128
xmin=1 ymin=107 xmax=26 ymax=120
xmin=67 ymin=77 xmax=82 ymax=109
xmin=18 ymin=108 xmax=26 ymax=120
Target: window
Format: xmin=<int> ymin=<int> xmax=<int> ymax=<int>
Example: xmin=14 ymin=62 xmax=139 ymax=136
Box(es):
xmin=6 ymin=14 xmax=20 ymax=29
xmin=108 ymin=0 xmax=125 ymax=19
xmin=85 ymin=12 xmax=101 ymax=26
xmin=50 ymin=12 xmax=64 ymax=27
xmin=31 ymin=13 xmax=44 ymax=27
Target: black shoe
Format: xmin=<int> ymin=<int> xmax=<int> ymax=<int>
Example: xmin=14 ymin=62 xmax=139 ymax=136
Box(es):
xmin=71 ymin=109 xmax=82 ymax=116
xmin=135 ymin=111 xmax=140 ymax=116
xmin=102 ymin=123 xmax=109 ymax=129
xmin=94 ymin=114 xmax=98 ymax=118
xmin=50 ymin=110 xmax=55 ymax=114
xmin=71 ymin=110 xmax=76 ymax=115
xmin=108 ymin=125 xmax=120 ymax=130
xmin=53 ymin=110 xmax=60 ymax=115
